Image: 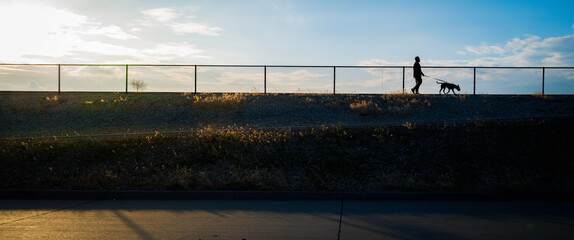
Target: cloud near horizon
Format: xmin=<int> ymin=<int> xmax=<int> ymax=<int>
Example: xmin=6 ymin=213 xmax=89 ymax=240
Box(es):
xmin=464 ymin=34 xmax=574 ymax=67
xmin=360 ymin=32 xmax=574 ymax=67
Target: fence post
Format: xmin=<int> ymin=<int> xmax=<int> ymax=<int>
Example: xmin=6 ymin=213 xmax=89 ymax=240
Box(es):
xmin=125 ymin=65 xmax=128 ymax=94
xmin=58 ymin=64 xmax=61 ymax=95
xmin=333 ymin=66 xmax=336 ymax=95
xmin=542 ymin=67 xmax=545 ymax=95
xmin=402 ymin=66 xmax=405 ymax=94
xmin=264 ymin=66 xmax=267 ymax=94
xmin=194 ymin=65 xmax=197 ymax=94
xmin=473 ymin=67 xmax=476 ymax=95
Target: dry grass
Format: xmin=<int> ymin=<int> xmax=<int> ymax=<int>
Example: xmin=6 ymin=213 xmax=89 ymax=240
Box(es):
xmin=40 ymin=95 xmax=68 ymax=108
xmin=2 ymin=92 xmax=574 ymax=192
xmin=532 ymin=92 xmax=553 ymax=101
xmin=2 ymin=92 xmax=573 ymax=140
xmin=381 ymin=94 xmax=432 ymax=117
xmin=350 ymin=100 xmax=382 ymax=116
xmin=299 ymin=97 xmax=316 ymax=105
xmin=183 ymin=92 xmax=247 ymax=108
xmin=1 ymin=118 xmax=573 ymax=192
xmin=401 ymin=122 xmax=416 ymax=129
xmin=383 ymin=89 xmax=412 ymax=100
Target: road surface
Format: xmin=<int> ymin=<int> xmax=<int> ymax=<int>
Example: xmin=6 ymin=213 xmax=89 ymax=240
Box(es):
xmin=1 ymin=198 xmax=573 ymax=239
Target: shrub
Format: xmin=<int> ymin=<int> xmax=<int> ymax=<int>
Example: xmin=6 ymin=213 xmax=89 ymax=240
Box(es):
xmin=350 ymin=100 xmax=381 ymax=116
xmin=184 ymin=93 xmax=247 ymax=108
xmin=130 ymin=79 xmax=147 ymax=93
xmin=39 ymin=95 xmax=67 ymax=108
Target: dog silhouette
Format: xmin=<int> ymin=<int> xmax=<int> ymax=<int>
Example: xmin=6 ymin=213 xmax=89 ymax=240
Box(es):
xmin=437 ymin=81 xmax=460 ymax=95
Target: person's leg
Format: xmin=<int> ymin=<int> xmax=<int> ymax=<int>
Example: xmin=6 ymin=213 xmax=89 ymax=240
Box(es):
xmin=413 ymin=78 xmax=422 ymax=93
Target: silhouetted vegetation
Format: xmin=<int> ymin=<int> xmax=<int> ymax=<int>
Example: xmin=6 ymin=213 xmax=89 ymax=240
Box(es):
xmin=130 ymin=79 xmax=147 ymax=93
xmin=1 ymin=118 xmax=573 ymax=192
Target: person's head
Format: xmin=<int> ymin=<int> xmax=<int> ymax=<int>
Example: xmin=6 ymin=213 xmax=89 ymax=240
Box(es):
xmin=415 ymin=56 xmax=420 ymax=62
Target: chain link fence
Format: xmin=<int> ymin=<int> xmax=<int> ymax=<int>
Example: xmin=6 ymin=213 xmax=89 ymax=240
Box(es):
xmin=544 ymin=68 xmax=574 ymax=95
xmin=129 ymin=65 xmax=196 ymax=93
xmin=60 ymin=65 xmax=126 ymax=92
xmin=267 ymin=67 xmax=333 ymax=94
xmin=0 ymin=64 xmax=58 ymax=91
xmin=1 ymin=64 xmax=573 ymax=95
xmin=475 ymin=68 xmax=542 ymax=95
xmin=336 ymin=67 xmax=383 ymax=94
xmin=197 ymin=66 xmax=263 ymax=93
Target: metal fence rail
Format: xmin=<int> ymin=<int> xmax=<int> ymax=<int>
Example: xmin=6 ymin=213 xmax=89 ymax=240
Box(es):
xmin=1 ymin=64 xmax=573 ymax=95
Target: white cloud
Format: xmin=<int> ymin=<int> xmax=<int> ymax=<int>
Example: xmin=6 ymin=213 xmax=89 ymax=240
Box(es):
xmin=0 ymin=4 xmax=141 ymax=62
xmin=358 ymin=59 xmax=405 ymax=66
xmin=215 ymin=72 xmax=262 ymax=85
xmin=143 ymin=42 xmax=204 ymax=58
xmin=0 ymin=4 xmax=213 ymax=63
xmin=464 ymin=34 xmax=574 ymax=66
xmin=171 ymin=23 xmax=223 ymax=36
xmin=465 ymin=45 xmax=507 ymax=55
xmin=0 ymin=5 xmax=80 ymax=58
xmin=362 ymin=33 xmax=574 ymax=67
xmin=83 ymin=25 xmax=139 ymax=40
xmin=506 ymin=35 xmax=541 ymax=52
xmin=465 ymin=35 xmax=541 ymax=55
xmin=142 ymin=8 xmax=181 ymax=22
xmin=267 ymin=70 xmax=327 ymax=84
xmin=140 ymin=7 xmax=223 ymax=36
xmin=71 ymin=40 xmax=140 ymax=57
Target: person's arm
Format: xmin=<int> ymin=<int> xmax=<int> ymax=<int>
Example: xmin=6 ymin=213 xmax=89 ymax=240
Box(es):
xmin=419 ymin=64 xmax=425 ymax=77
xmin=421 ymin=65 xmax=425 ymax=76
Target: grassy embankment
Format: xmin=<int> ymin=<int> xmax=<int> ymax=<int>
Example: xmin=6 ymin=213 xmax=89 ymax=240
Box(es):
xmin=1 ymin=92 xmax=572 ymax=192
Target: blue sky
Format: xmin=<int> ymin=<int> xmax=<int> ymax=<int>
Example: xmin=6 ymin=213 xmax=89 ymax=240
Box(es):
xmin=1 ymin=0 xmax=573 ymax=66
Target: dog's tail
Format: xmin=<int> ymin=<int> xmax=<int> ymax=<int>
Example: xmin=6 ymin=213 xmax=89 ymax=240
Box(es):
xmin=436 ymin=81 xmax=444 ymax=84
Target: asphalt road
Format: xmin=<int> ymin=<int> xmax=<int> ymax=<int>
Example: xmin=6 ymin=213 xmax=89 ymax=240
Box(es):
xmin=1 ymin=199 xmax=573 ymax=239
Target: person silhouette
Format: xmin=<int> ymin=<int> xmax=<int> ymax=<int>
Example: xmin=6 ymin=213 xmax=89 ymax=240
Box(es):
xmin=411 ymin=56 xmax=425 ymax=94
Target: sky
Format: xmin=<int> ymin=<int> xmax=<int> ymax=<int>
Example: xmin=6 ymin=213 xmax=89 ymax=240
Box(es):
xmin=1 ymin=0 xmax=573 ymax=67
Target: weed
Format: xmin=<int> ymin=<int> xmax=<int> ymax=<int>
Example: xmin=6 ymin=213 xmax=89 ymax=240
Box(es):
xmin=1 ymin=119 xmax=573 ymax=192
xmin=384 ymin=89 xmax=411 ymax=100
xmin=382 ymin=95 xmax=432 ymax=117
xmin=532 ymin=92 xmax=553 ymax=101
xmin=455 ymin=94 xmax=469 ymax=102
xmin=350 ymin=100 xmax=382 ymax=116
xmin=130 ymin=79 xmax=147 ymax=93
xmin=113 ymin=95 xmax=128 ymax=103
xmin=299 ymin=97 xmax=316 ymax=105
xmin=402 ymin=122 xmax=416 ymax=130
xmin=39 ymin=95 xmax=67 ymax=108
xmin=2 ymin=92 xmax=574 ymax=191
xmin=184 ymin=93 xmax=247 ymax=108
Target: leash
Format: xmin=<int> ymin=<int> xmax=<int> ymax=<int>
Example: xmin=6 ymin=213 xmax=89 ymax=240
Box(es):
xmin=425 ymin=75 xmax=451 ymax=84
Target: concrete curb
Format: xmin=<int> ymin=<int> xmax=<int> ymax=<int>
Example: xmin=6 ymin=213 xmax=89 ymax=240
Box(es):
xmin=1 ymin=190 xmax=573 ymax=202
